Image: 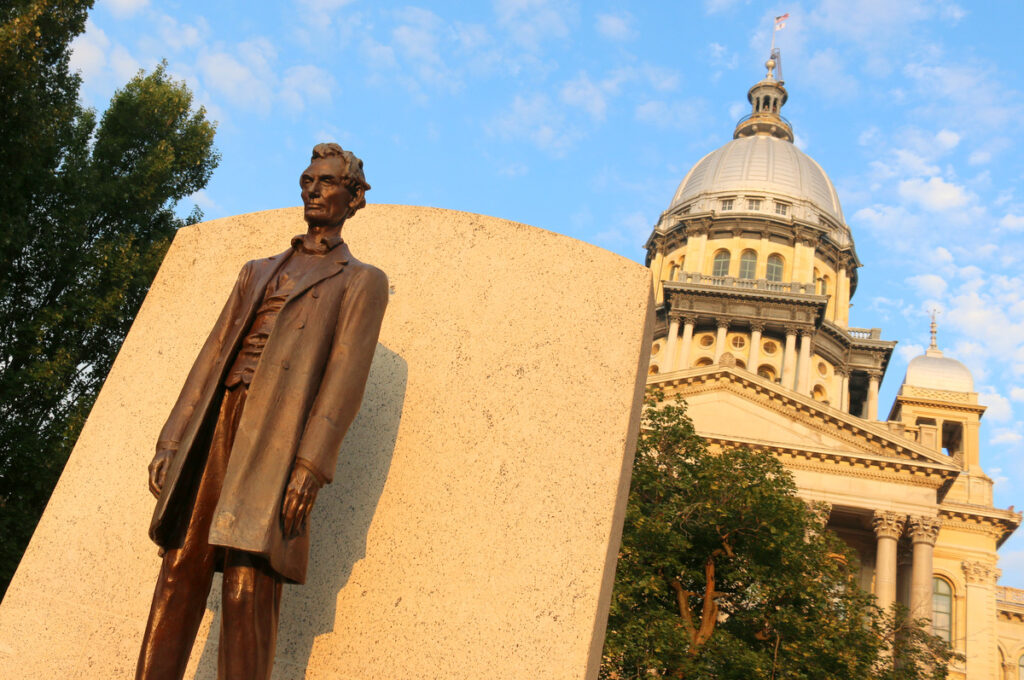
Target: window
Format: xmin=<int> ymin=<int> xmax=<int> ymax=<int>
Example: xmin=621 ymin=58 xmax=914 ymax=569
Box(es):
xmin=713 ymin=250 xmax=731 ymax=277
xmin=766 ymin=254 xmax=784 ymax=282
xmin=668 ymin=263 xmax=679 ymax=281
xmin=748 ymin=198 xmax=762 ymax=211
xmin=1019 ymin=654 xmax=1024 ymax=680
xmin=775 ymin=202 xmax=788 ymax=216
xmin=731 ymin=335 xmax=746 ymax=349
xmin=758 ymin=365 xmax=777 ymax=381
xmin=812 ymin=385 xmax=828 ymax=403
xmin=695 ymin=357 xmax=714 ymax=367
xmin=739 ymin=251 xmax=757 ymax=280
xmin=721 ymin=199 xmax=734 ymax=211
xmin=933 ymin=578 xmax=952 ymax=643
xmin=699 ymin=334 xmax=715 ymax=348
xmin=762 ymin=340 xmax=778 ymax=355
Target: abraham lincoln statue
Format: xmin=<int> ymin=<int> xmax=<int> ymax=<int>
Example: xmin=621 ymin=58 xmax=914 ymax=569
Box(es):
xmin=136 ymin=143 xmax=389 ymax=680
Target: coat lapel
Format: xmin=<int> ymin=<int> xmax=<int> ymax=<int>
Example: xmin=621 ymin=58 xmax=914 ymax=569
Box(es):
xmin=285 ymin=242 xmax=351 ymax=306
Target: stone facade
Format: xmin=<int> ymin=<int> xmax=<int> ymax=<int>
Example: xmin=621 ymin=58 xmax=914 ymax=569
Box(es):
xmin=646 ymin=59 xmax=1023 ymax=680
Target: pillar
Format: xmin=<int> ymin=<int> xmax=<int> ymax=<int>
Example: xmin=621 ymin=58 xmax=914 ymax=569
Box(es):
xmin=679 ymin=316 xmax=696 ymax=370
xmin=781 ymin=326 xmax=798 ymax=390
xmin=713 ymin=319 xmax=728 ymax=363
xmin=838 ymin=369 xmax=850 ymax=413
xmin=650 ymin=241 xmax=666 ymax=304
xmin=962 ymin=560 xmax=1001 ymax=680
xmin=867 ymin=370 xmax=881 ymax=421
xmin=664 ymin=314 xmax=681 ymax=372
xmin=796 ymin=329 xmax=813 ymax=394
xmin=907 ymin=516 xmax=941 ymax=626
xmin=872 ymin=511 xmax=905 ymax=612
xmin=748 ymin=322 xmax=764 ymax=374
xmin=837 ymin=265 xmax=849 ymax=326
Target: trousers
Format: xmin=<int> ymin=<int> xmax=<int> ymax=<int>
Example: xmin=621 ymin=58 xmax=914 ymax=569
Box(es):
xmin=136 ymin=385 xmax=284 ymax=680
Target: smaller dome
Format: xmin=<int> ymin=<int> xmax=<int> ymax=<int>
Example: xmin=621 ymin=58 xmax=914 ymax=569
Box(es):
xmin=903 ymin=347 xmax=974 ymax=393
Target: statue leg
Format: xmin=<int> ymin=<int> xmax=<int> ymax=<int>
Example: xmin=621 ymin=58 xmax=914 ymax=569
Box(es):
xmin=218 ymin=550 xmax=284 ymax=680
xmin=137 ymin=386 xmax=247 ymax=680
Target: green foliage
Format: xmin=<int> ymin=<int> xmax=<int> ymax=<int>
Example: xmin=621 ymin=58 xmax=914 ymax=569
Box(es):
xmin=0 ymin=0 xmax=219 ymax=598
xmin=601 ymin=392 xmax=958 ymax=679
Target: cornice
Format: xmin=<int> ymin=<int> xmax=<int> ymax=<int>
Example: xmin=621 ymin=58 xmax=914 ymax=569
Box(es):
xmin=650 ymin=366 xmax=961 ymax=481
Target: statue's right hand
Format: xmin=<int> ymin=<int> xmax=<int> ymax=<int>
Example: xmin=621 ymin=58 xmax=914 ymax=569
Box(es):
xmin=148 ymin=449 xmax=175 ymax=498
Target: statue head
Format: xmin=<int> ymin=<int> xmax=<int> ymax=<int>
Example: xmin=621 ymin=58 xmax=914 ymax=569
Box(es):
xmin=301 ymin=143 xmax=372 ymax=227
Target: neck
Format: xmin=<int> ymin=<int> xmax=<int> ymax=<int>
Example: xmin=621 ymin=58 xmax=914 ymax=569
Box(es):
xmin=305 ymin=220 xmax=344 ymax=243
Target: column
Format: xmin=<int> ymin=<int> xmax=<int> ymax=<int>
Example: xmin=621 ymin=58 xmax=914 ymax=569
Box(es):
xmin=748 ymin=322 xmax=764 ymax=373
xmin=838 ymin=368 xmax=850 ymax=413
xmin=796 ymin=329 xmax=813 ymax=395
xmin=837 ymin=265 xmax=849 ymax=326
xmin=872 ymin=510 xmax=906 ymax=612
xmin=664 ymin=314 xmax=681 ymax=372
xmin=781 ymin=326 xmax=798 ymax=390
xmin=713 ymin=319 xmax=729 ymax=363
xmin=650 ymin=241 xmax=666 ymax=304
xmin=962 ymin=560 xmax=1001 ymax=680
xmin=867 ymin=370 xmax=881 ymax=421
xmin=907 ymin=516 xmax=941 ymax=626
xmin=679 ymin=316 xmax=696 ymax=369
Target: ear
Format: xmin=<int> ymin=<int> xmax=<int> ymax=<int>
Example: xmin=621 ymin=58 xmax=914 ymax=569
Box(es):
xmin=348 ymin=186 xmax=365 ymax=209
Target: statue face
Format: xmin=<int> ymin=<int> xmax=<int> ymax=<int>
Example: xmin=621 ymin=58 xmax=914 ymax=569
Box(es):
xmin=300 ymin=156 xmax=356 ymax=227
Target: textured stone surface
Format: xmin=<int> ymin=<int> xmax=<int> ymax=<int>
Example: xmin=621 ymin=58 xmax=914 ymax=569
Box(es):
xmin=0 ymin=205 xmax=652 ymax=679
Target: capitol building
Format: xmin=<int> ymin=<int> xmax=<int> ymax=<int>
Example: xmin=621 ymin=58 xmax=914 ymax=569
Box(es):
xmin=644 ymin=55 xmax=1024 ymax=679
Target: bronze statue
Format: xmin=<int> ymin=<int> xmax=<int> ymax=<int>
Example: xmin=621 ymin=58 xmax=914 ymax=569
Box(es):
xmin=136 ymin=143 xmax=389 ymax=680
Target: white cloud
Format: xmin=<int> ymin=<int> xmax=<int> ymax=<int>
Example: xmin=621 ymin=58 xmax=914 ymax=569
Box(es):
xmin=898 ymin=176 xmax=972 ymax=211
xmin=488 ymin=93 xmax=579 ymax=156
xmin=103 ymin=0 xmax=148 ymax=19
xmin=198 ymin=51 xmax=274 ymax=113
xmin=896 ymin=343 xmax=925 ymax=363
xmin=968 ymin=150 xmax=992 ymax=165
xmin=906 ymin=273 xmax=947 ymax=299
xmin=1010 ymin=387 xmax=1024 ymax=402
xmin=595 ymin=12 xmax=635 ymax=41
xmin=804 ymin=48 xmax=859 ymax=100
xmin=560 ymin=72 xmax=605 ymax=120
xmin=979 ymin=389 xmax=1013 ymax=422
xmin=157 ymin=15 xmax=209 ymax=51
xmin=999 ymin=214 xmax=1024 ymax=231
xmin=595 ymin=211 xmax=653 ymax=248
xmin=280 ymin=65 xmax=336 ymax=112
xmin=703 ymin=0 xmax=745 ymax=14
xmin=493 ymin=0 xmax=575 ymax=50
xmin=69 ymin=21 xmax=110 ymax=81
xmin=635 ymin=100 xmax=704 ymax=130
xmin=934 ymin=129 xmax=960 ymax=150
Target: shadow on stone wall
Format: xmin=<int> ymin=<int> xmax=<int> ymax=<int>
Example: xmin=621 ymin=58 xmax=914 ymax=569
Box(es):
xmin=193 ymin=345 xmax=407 ymax=678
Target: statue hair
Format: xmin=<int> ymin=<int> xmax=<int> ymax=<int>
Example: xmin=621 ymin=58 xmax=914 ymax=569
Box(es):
xmin=310 ymin=143 xmax=370 ymax=214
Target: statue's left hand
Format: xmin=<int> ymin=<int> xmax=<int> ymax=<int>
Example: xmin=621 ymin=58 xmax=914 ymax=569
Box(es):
xmin=282 ymin=464 xmax=321 ymax=538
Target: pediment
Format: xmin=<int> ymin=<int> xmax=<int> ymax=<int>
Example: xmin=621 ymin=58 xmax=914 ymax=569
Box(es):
xmin=650 ymin=366 xmax=960 ymax=476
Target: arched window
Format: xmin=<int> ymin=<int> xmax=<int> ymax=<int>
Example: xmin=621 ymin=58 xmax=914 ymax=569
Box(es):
xmin=933 ymin=577 xmax=952 ymax=643
xmin=668 ymin=263 xmax=679 ymax=281
xmin=1018 ymin=653 xmax=1024 ymax=680
xmin=766 ymin=254 xmax=784 ymax=282
xmin=812 ymin=385 xmax=828 ymax=403
xmin=757 ymin=365 xmax=777 ymax=382
xmin=739 ymin=251 xmax=757 ymax=279
xmin=712 ymin=250 xmax=731 ymax=277
xmin=820 ymin=275 xmax=830 ymax=296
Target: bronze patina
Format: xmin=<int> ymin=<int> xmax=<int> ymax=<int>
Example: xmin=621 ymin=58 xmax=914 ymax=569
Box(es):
xmin=136 ymin=143 xmax=388 ymax=680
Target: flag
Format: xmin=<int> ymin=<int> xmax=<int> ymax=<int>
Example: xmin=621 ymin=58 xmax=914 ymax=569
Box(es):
xmin=775 ymin=13 xmax=789 ymax=30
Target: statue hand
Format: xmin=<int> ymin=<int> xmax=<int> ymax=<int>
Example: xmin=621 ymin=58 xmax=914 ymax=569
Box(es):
xmin=282 ymin=464 xmax=321 ymax=539
xmin=148 ymin=449 xmax=175 ymax=498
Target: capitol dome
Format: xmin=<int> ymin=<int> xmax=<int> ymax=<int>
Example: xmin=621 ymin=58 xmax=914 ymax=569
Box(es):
xmin=668 ymin=135 xmax=845 ymax=226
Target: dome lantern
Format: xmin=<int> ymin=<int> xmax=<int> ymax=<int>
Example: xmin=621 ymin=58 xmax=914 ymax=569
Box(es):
xmin=733 ymin=51 xmax=794 ymax=143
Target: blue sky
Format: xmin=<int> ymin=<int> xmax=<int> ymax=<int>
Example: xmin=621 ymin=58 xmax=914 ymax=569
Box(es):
xmin=71 ymin=0 xmax=1024 ymax=587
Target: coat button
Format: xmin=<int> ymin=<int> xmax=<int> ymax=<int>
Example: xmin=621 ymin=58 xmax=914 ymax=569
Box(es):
xmin=281 ymin=360 xmax=290 ymax=370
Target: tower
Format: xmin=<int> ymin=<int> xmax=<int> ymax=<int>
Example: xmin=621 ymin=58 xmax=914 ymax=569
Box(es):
xmin=646 ymin=55 xmax=893 ymax=419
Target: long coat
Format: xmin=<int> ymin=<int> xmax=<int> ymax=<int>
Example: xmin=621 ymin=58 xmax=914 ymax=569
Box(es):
xmin=149 ymin=241 xmax=389 ymax=583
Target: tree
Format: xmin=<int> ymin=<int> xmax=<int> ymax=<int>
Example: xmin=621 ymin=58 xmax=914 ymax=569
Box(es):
xmin=0 ymin=0 xmax=219 ymax=598
xmin=601 ymin=393 xmax=958 ymax=679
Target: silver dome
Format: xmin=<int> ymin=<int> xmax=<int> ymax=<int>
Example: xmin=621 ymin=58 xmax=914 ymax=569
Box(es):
xmin=903 ymin=348 xmax=974 ymax=393
xmin=669 ymin=135 xmax=846 ymax=230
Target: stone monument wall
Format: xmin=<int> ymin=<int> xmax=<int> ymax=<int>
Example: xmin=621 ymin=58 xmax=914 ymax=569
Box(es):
xmin=0 ymin=205 xmax=652 ymax=679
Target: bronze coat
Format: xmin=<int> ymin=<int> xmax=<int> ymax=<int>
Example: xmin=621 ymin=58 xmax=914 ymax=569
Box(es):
xmin=149 ymin=243 xmax=389 ymax=583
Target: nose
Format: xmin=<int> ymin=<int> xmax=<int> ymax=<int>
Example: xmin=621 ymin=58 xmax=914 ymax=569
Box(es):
xmin=308 ymin=180 xmax=321 ymax=197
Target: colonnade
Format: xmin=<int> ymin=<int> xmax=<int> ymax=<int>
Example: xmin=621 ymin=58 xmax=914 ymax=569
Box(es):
xmin=871 ymin=511 xmax=942 ymax=621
